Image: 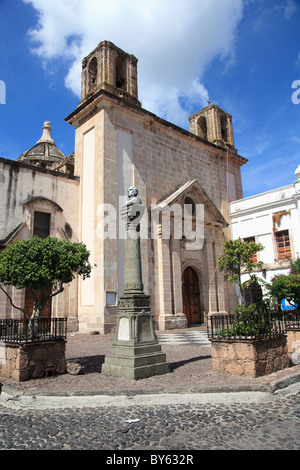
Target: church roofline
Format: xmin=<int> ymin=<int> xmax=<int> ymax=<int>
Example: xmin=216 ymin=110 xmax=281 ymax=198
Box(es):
xmin=65 ymin=88 xmax=247 ymax=167
xmin=82 ymin=40 xmax=138 ymax=66
xmin=0 ymin=156 xmax=79 ymax=181
xmin=189 ymin=103 xmax=233 ymax=120
xmin=17 ymin=121 xmax=67 ymax=164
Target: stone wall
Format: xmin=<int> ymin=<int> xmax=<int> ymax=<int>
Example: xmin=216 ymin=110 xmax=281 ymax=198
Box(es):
xmin=0 ymin=341 xmax=66 ymax=381
xmin=211 ymin=335 xmax=290 ymax=378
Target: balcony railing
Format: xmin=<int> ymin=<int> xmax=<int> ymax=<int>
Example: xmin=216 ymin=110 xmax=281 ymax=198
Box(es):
xmin=0 ymin=318 xmax=67 ymax=344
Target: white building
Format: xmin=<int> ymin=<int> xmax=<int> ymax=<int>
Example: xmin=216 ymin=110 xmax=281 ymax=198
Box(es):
xmin=230 ymin=165 xmax=300 ymax=303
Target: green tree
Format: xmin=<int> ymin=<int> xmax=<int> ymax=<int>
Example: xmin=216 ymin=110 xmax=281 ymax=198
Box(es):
xmin=0 ymin=237 xmax=91 ymax=336
xmin=289 ymin=257 xmax=300 ymax=275
xmin=218 ymin=238 xmax=264 ymax=305
xmin=268 ymin=273 xmax=300 ymax=309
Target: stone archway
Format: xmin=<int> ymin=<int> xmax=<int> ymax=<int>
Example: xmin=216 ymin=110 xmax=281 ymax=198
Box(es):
xmin=182 ymin=266 xmax=203 ymax=325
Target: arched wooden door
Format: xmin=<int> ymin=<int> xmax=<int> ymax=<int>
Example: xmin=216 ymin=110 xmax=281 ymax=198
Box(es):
xmin=182 ymin=267 xmax=203 ymax=325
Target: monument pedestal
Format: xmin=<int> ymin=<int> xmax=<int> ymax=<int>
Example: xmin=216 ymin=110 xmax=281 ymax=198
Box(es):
xmin=102 ymin=293 xmax=170 ymax=380
xmin=102 ymin=187 xmax=169 ymax=380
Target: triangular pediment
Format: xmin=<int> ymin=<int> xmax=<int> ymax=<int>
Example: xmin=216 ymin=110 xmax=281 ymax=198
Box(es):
xmin=153 ymin=180 xmax=228 ymax=227
xmin=0 ymin=222 xmax=27 ymax=249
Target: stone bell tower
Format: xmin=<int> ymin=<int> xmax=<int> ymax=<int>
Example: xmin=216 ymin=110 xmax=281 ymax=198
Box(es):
xmin=80 ymin=40 xmax=141 ymax=107
xmin=189 ymin=104 xmax=236 ymax=151
xmin=65 ymin=41 xmax=143 ymax=334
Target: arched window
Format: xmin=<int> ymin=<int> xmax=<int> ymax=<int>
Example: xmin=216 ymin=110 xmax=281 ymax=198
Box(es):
xmin=33 ymin=211 xmax=51 ymax=238
xmin=23 ymin=197 xmax=63 ymax=238
xmin=220 ymin=115 xmax=228 ymax=143
xmin=197 ymin=116 xmax=207 ymax=140
xmin=115 ymin=56 xmax=126 ymax=89
xmin=88 ymin=57 xmax=97 ymax=92
xmin=184 ymin=196 xmax=196 ymax=216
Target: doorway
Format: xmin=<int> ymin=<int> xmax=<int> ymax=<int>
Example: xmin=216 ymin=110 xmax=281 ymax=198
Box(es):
xmin=182 ymin=266 xmax=203 ymax=325
xmin=24 ymin=288 xmax=52 ymax=333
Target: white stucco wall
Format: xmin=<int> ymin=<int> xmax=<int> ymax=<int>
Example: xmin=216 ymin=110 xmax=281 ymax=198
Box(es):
xmin=230 ymin=174 xmax=300 ymax=290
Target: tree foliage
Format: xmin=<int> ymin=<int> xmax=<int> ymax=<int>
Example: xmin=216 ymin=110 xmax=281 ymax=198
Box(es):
xmin=218 ymin=238 xmax=264 ymax=285
xmin=289 ymin=257 xmax=300 ymax=275
xmin=266 ymin=258 xmax=300 ymax=309
xmin=0 ymin=237 xmax=91 ymax=327
xmin=218 ymin=238 xmax=264 ymax=304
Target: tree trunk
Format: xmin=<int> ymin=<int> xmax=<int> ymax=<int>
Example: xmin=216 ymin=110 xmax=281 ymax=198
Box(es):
xmin=237 ymin=272 xmax=246 ymax=306
xmin=27 ymin=303 xmax=42 ymax=340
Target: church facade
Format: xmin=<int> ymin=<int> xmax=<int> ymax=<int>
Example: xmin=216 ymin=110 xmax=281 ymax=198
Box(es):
xmin=0 ymin=41 xmax=247 ymax=333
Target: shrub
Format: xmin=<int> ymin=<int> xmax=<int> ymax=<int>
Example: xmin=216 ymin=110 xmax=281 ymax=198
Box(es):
xmin=218 ymin=302 xmax=274 ymax=338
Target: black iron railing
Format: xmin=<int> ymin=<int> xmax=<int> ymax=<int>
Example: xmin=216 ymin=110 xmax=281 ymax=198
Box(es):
xmin=0 ymin=318 xmax=67 ymax=344
xmin=281 ymin=309 xmax=300 ymax=330
xmin=207 ymin=310 xmax=300 ymax=341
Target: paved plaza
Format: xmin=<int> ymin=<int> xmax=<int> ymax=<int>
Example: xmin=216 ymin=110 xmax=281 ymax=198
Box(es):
xmin=1 ymin=328 xmax=300 ymax=452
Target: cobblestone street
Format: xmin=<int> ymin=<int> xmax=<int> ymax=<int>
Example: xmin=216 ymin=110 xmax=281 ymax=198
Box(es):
xmin=0 ymin=387 xmax=299 ymax=451
xmin=1 ymin=331 xmax=300 ymax=453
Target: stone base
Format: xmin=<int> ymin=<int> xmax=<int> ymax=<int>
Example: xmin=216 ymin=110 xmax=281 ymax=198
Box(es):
xmin=102 ymin=342 xmax=170 ymax=380
xmin=102 ymin=290 xmax=170 ymax=380
xmin=0 ymin=341 xmax=66 ymax=382
xmin=211 ymin=335 xmax=289 ymax=378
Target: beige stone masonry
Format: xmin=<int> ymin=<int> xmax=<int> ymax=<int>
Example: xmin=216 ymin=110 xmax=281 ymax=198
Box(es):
xmin=0 ymin=341 xmax=66 ymax=382
xmin=211 ymin=336 xmax=290 ymax=378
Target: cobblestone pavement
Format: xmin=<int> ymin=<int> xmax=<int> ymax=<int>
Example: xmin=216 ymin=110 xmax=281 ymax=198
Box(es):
xmin=1 ymin=330 xmax=300 ymax=452
xmin=0 ymin=386 xmax=299 ymax=451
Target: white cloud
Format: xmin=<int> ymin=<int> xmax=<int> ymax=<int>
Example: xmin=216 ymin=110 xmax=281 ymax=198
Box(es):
xmin=284 ymin=0 xmax=298 ymax=19
xmin=23 ymin=0 xmax=244 ymax=127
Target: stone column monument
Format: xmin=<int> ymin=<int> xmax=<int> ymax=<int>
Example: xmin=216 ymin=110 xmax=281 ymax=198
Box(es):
xmin=102 ymin=187 xmax=169 ymax=380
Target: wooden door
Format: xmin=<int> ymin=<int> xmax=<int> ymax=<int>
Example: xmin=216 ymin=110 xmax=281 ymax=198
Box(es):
xmin=182 ymin=267 xmax=202 ymax=325
xmin=24 ymin=288 xmax=52 ymax=331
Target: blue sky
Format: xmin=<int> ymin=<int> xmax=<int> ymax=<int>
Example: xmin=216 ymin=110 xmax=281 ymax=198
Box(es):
xmin=0 ymin=0 xmax=300 ymax=198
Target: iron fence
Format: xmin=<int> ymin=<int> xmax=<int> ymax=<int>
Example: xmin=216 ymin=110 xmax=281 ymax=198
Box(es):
xmin=281 ymin=309 xmax=300 ymax=330
xmin=207 ymin=310 xmax=300 ymax=341
xmin=0 ymin=318 xmax=67 ymax=344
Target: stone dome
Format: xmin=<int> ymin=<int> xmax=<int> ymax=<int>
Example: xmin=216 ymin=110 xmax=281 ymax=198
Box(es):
xmin=17 ymin=121 xmax=66 ymax=169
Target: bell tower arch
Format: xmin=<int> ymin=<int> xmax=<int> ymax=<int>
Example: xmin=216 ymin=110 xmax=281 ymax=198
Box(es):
xmin=189 ymin=104 xmax=236 ymax=151
xmin=81 ymin=40 xmax=141 ymax=107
